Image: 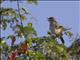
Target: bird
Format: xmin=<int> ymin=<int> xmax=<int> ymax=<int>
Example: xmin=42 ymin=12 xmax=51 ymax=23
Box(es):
xmin=48 ymin=17 xmax=65 ymax=44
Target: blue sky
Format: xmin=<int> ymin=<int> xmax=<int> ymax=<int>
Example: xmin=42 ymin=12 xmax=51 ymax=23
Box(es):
xmin=1 ymin=1 xmax=79 ymax=47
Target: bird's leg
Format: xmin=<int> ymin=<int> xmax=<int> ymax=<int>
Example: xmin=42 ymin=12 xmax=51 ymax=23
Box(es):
xmin=59 ymin=36 xmax=65 ymax=44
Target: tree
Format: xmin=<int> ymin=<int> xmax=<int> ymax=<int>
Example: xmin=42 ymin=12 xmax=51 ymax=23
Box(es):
xmin=0 ymin=0 xmax=73 ymax=60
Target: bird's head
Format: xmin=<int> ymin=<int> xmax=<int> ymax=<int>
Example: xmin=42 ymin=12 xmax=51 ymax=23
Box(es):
xmin=48 ymin=17 xmax=57 ymax=22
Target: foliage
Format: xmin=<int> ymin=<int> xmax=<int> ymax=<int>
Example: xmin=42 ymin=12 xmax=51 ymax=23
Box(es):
xmin=0 ymin=0 xmax=74 ymax=60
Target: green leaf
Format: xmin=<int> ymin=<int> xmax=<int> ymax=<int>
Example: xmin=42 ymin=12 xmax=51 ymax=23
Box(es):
xmin=65 ymin=31 xmax=73 ymax=38
xmin=0 ymin=0 xmax=3 ymax=4
xmin=22 ymin=8 xmax=29 ymax=14
xmin=28 ymin=23 xmax=32 ymax=27
xmin=20 ymin=14 xmax=26 ymax=20
xmin=27 ymin=0 xmax=38 ymax=5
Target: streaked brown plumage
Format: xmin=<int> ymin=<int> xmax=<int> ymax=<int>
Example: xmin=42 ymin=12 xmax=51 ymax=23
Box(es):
xmin=48 ymin=17 xmax=64 ymax=44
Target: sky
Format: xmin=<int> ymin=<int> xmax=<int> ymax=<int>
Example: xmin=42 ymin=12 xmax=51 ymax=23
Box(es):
xmin=1 ymin=1 xmax=79 ymax=47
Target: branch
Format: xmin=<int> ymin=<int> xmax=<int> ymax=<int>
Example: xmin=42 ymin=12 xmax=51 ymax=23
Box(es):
xmin=17 ymin=0 xmax=23 ymax=27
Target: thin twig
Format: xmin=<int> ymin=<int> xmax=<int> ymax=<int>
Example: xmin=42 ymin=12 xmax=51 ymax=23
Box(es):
xmin=17 ymin=0 xmax=23 ymax=27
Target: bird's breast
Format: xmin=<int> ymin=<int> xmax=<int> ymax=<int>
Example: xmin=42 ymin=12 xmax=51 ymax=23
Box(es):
xmin=55 ymin=28 xmax=62 ymax=35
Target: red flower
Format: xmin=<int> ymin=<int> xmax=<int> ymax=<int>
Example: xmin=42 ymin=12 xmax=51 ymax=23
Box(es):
xmin=7 ymin=51 xmax=16 ymax=60
xmin=22 ymin=42 xmax=29 ymax=54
